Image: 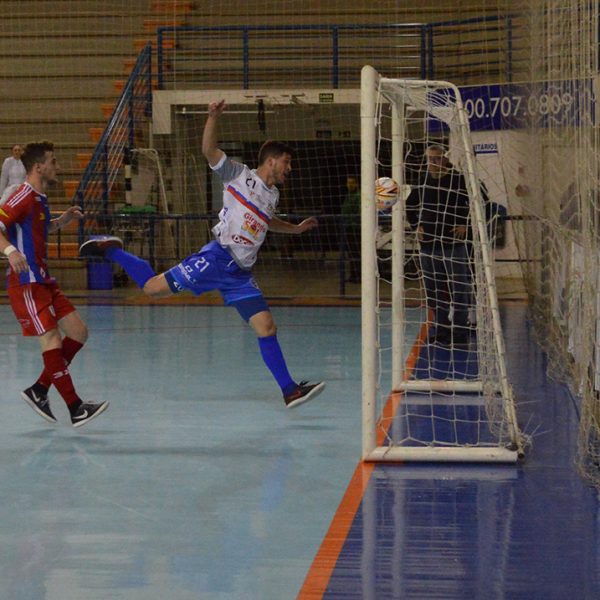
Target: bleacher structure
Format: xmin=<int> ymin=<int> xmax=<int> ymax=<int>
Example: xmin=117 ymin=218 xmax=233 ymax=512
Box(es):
xmin=0 ymin=0 xmax=194 ymax=286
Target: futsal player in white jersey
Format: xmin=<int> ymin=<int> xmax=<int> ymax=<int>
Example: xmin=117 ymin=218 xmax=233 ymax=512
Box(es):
xmin=80 ymin=99 xmax=325 ymax=408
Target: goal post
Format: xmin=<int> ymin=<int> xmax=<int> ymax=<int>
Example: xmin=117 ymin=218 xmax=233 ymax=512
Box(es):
xmin=361 ymin=65 xmax=525 ymax=463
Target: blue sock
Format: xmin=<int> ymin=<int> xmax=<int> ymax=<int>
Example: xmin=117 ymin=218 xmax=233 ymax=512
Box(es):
xmin=105 ymin=247 xmax=156 ymax=289
xmin=258 ymin=335 xmax=296 ymax=395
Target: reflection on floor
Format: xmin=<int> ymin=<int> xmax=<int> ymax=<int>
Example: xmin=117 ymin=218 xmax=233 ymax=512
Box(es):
xmin=0 ymin=303 xmax=597 ymax=599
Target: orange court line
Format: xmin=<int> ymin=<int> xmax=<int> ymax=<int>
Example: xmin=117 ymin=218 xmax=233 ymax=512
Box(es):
xmin=297 ymin=319 xmax=430 ymax=599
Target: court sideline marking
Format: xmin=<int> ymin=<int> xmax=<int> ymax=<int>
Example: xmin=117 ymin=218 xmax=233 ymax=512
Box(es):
xmin=296 ymin=321 xmax=429 ymax=599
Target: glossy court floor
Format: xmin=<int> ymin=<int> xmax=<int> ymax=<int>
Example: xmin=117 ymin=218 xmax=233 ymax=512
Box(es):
xmin=0 ymin=302 xmax=598 ymax=599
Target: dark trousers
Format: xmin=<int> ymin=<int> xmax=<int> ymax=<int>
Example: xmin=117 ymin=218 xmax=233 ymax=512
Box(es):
xmin=419 ymin=242 xmax=471 ymax=331
xmin=344 ymin=229 xmax=361 ymax=281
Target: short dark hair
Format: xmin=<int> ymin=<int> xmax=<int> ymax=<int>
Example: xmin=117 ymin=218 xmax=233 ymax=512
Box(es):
xmin=257 ymin=140 xmax=294 ymax=166
xmin=426 ymin=144 xmax=447 ymax=156
xmin=21 ymin=141 xmax=54 ymax=173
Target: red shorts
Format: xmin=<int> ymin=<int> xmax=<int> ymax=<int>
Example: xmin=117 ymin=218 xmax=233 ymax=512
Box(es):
xmin=8 ymin=283 xmax=76 ymax=337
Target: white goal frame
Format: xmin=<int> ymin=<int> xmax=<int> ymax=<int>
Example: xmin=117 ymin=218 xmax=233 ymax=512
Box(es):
xmin=360 ymin=65 xmax=524 ymax=463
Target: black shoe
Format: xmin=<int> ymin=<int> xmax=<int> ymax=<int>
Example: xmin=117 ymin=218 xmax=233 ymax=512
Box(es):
xmin=429 ymin=327 xmax=452 ymax=346
xmin=284 ymin=381 xmax=326 ymax=409
xmin=79 ymin=236 xmax=123 ymax=258
xmin=433 ymin=334 xmax=452 ymax=347
xmin=21 ymin=386 xmax=56 ymax=423
xmin=71 ymin=401 xmax=109 ymax=428
xmin=452 ymin=330 xmax=470 ymax=345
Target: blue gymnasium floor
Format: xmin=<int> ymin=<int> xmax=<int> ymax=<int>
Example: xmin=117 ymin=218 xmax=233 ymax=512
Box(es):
xmin=0 ymin=303 xmax=598 ymax=600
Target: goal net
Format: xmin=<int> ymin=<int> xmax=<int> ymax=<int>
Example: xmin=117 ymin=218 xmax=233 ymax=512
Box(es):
xmin=361 ymin=66 xmax=525 ymax=462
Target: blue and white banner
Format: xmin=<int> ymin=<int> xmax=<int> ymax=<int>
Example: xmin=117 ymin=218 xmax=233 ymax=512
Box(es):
xmin=430 ymin=79 xmax=594 ymax=132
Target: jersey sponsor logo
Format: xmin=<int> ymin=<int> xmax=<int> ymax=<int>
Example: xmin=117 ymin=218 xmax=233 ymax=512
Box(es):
xmin=181 ymin=264 xmax=197 ymax=283
xmin=242 ymin=211 xmax=267 ymax=240
xmin=232 ymin=234 xmax=254 ymax=246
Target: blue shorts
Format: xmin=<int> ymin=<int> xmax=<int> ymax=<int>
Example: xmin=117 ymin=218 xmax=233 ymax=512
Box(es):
xmin=164 ymin=241 xmax=264 ymax=306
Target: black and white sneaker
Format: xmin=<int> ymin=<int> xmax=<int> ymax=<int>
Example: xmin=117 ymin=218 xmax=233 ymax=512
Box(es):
xmin=71 ymin=401 xmax=109 ymax=428
xmin=21 ymin=385 xmax=56 ymax=423
xmin=284 ymin=381 xmax=326 ymax=409
xmin=79 ymin=235 xmax=123 ymax=259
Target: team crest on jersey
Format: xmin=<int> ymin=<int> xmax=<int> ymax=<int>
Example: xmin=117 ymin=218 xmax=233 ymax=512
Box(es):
xmin=39 ymin=212 xmax=45 ymax=220
xmin=0 ymin=208 xmax=8 ymax=218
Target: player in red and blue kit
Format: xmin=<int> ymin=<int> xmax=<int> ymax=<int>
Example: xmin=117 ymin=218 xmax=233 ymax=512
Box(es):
xmin=0 ymin=141 xmax=109 ymax=427
xmin=79 ymin=100 xmax=325 ymax=408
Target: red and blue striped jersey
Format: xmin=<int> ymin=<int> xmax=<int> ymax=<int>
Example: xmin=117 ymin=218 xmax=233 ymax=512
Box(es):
xmin=0 ymin=182 xmax=54 ymax=288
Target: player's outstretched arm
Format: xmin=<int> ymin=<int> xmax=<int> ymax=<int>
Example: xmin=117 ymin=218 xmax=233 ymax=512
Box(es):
xmin=269 ymin=215 xmax=319 ymax=234
xmin=202 ymin=99 xmax=226 ymax=167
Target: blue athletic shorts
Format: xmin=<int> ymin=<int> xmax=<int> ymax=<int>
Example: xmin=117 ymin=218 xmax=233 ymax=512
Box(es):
xmin=164 ymin=240 xmax=264 ymax=306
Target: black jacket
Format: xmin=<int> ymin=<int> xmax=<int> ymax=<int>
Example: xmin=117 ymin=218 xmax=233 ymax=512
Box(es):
xmin=406 ymin=168 xmax=470 ymax=245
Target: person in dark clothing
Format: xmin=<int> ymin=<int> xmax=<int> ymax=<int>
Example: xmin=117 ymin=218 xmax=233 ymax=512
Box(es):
xmin=341 ymin=175 xmax=361 ymax=283
xmin=406 ymin=144 xmax=471 ymax=345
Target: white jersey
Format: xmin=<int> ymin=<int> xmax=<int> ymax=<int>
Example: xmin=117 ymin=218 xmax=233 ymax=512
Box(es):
xmin=0 ymin=183 xmax=20 ymax=206
xmin=211 ymin=154 xmax=279 ymax=269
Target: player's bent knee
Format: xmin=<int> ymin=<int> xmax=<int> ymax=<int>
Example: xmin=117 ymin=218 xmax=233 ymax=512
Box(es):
xmin=248 ymin=310 xmax=277 ymax=338
xmin=59 ymin=312 xmax=88 ymax=344
xmin=77 ymin=324 xmax=89 ymax=344
xmin=143 ymin=274 xmax=171 ymax=298
xmin=38 ymin=328 xmax=63 ymax=352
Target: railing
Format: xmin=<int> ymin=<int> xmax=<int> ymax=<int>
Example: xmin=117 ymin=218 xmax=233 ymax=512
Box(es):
xmin=89 ymin=211 xmax=510 ymax=297
xmin=156 ymin=16 xmax=517 ymax=89
xmin=96 ymin=211 xmax=379 ymax=296
xmin=73 ymin=43 xmax=153 ymax=239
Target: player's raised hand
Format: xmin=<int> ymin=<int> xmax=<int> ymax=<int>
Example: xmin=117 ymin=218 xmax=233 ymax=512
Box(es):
xmin=208 ymin=99 xmax=226 ymax=118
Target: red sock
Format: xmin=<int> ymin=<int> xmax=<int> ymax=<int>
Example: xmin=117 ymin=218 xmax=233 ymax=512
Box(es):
xmin=42 ymin=348 xmax=81 ymax=408
xmin=37 ymin=337 xmax=84 ymax=389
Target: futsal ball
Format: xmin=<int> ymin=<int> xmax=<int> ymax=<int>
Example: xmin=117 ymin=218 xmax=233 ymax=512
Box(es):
xmin=375 ymin=177 xmax=399 ymax=211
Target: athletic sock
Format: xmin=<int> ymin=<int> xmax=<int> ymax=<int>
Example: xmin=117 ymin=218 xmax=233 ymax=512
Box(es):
xmin=105 ymin=247 xmax=156 ymax=288
xmin=42 ymin=348 xmax=81 ymax=410
xmin=257 ymin=334 xmax=296 ymax=395
xmin=37 ymin=337 xmax=84 ymax=389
